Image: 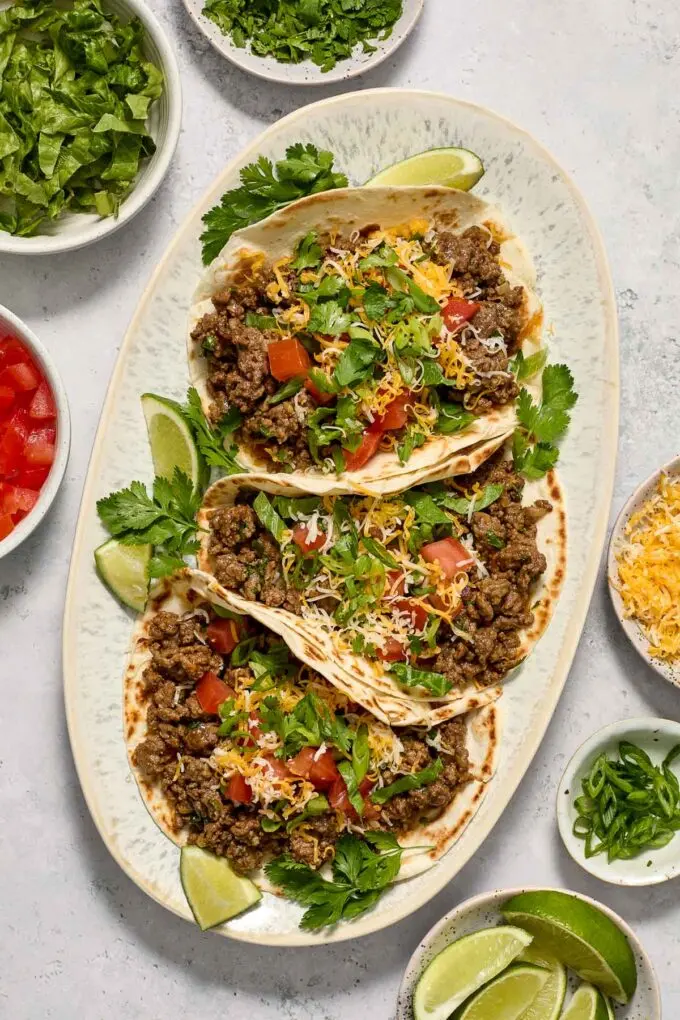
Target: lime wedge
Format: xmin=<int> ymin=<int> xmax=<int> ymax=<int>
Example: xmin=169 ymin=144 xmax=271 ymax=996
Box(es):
xmin=180 ymin=845 xmax=261 ymax=930
xmin=141 ymin=392 xmax=206 ymax=489
xmin=501 ymin=892 xmax=637 ymax=1004
xmin=366 ymin=147 xmax=484 ymax=190
xmin=560 ymin=985 xmax=610 ymax=1020
xmin=516 ymin=946 xmax=567 ymax=1020
xmin=413 ymin=926 xmax=533 ymax=1020
xmin=94 ymin=538 xmax=150 ymax=612
xmin=452 ymin=964 xmax=548 ymax=1020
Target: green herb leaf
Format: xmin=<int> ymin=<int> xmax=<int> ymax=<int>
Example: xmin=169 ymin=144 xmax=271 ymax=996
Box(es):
xmin=269 ymin=377 xmax=304 ymax=406
xmin=308 ymin=299 xmax=354 ymax=337
xmin=200 ymin=143 xmax=348 ymax=264
xmin=332 ymin=338 xmax=382 ymax=387
xmin=513 ymin=363 xmax=577 ymax=479
xmin=372 ymin=757 xmax=444 ymax=804
xmin=253 ymin=492 xmax=286 ymax=544
xmin=290 ymin=231 xmax=323 ymax=271
xmin=511 ymin=348 xmax=548 ymax=380
xmin=442 ymin=483 xmax=504 ymax=516
xmin=437 ymin=404 xmax=476 ymax=435
xmin=387 ymin=662 xmax=453 ymax=697
xmin=403 ymin=491 xmax=452 ymax=525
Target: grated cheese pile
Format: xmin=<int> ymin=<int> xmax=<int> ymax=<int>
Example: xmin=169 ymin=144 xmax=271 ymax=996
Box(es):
xmin=616 ymin=474 xmax=680 ymax=660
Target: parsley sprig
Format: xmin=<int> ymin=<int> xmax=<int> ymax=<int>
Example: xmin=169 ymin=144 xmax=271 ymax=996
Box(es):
xmin=200 ymin=143 xmax=348 ymax=264
xmin=265 ymin=832 xmax=416 ymax=930
xmin=513 ymin=363 xmax=578 ymax=479
xmin=96 ymin=468 xmax=201 ymax=579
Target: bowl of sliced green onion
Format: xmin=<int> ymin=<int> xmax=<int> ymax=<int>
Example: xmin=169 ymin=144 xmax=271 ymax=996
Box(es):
xmin=557 ymin=717 xmax=680 ymax=886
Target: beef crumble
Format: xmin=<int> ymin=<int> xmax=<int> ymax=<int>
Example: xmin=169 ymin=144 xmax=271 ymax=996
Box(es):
xmin=190 ymin=225 xmax=529 ymax=470
xmin=132 ymin=607 xmax=470 ymax=875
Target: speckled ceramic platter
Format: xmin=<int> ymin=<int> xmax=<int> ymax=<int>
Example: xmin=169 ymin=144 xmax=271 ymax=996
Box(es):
xmin=608 ymin=454 xmax=680 ymax=688
xmin=180 ymin=0 xmax=424 ymax=86
xmin=63 ymin=89 xmax=619 ymax=945
xmin=396 ymin=888 xmax=660 ymax=1020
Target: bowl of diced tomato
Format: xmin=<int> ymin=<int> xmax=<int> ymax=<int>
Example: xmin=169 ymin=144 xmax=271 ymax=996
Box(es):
xmin=0 ymin=305 xmax=70 ymax=557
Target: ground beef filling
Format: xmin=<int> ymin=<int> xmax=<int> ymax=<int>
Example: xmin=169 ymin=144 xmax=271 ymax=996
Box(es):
xmin=432 ymin=454 xmax=551 ymax=689
xmin=434 ymin=226 xmax=524 ymax=412
xmin=131 ymin=609 xmax=470 ymax=875
xmin=190 ymin=226 xmax=527 ymax=469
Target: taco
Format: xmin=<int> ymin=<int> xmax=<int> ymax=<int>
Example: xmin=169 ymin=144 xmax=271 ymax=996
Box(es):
xmin=196 ymin=452 xmax=566 ymax=725
xmin=188 ymin=186 xmax=543 ymax=494
xmin=125 ymin=569 xmax=498 ymax=923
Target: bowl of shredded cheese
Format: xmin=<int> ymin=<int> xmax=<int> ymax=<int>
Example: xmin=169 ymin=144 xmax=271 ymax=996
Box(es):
xmin=608 ymin=457 xmax=680 ymax=687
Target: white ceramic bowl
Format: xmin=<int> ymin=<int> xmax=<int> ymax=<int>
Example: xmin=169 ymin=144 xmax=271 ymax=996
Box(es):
xmin=608 ymin=455 xmax=680 ymax=689
xmin=181 ymin=0 xmax=424 ymax=85
xmin=0 ymin=0 xmax=181 ymax=255
xmin=396 ymin=887 xmax=660 ymax=1020
xmin=557 ymin=717 xmax=680 ymax=887
xmin=0 ymin=305 xmax=70 ymax=557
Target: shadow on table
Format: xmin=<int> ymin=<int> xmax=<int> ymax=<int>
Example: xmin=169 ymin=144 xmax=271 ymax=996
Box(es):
xmin=169 ymin=0 xmax=427 ymax=127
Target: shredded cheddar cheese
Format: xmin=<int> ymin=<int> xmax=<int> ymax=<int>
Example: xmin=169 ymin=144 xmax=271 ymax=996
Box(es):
xmin=616 ymin=474 xmax=680 ymax=660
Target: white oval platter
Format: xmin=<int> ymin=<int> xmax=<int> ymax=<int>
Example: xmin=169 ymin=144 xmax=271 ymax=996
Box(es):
xmin=63 ymin=88 xmax=619 ymax=946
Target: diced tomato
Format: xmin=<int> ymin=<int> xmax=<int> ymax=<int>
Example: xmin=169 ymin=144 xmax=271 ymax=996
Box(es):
xmin=268 ymin=338 xmax=311 ymax=382
xmin=195 ymin=671 xmax=235 ymax=715
xmin=0 ymin=361 xmax=40 ymax=393
xmin=206 ymin=617 xmax=242 ymax=655
xmin=343 ymin=429 xmax=383 ymax=472
xmin=292 ymin=523 xmax=326 ymax=554
xmin=0 ymin=414 xmax=29 ymax=476
xmin=227 ymin=774 xmax=252 ymax=804
xmin=0 ymin=337 xmax=28 ymax=367
xmin=303 ymin=378 xmax=334 ymax=405
xmin=17 ymin=466 xmax=50 ymax=489
xmin=393 ymin=598 xmax=429 ymax=631
xmin=0 ymin=386 xmax=14 ymax=416
xmin=23 ymin=437 xmax=55 ymax=468
xmin=421 ymin=537 xmax=475 ymax=579
xmin=0 ymin=484 xmax=38 ymax=517
xmin=385 ymin=570 xmax=407 ymax=596
xmin=288 ymin=746 xmax=316 ymax=778
xmin=261 ymin=754 xmax=292 ymax=780
xmin=28 ymin=381 xmax=56 ymax=421
xmin=376 ymin=638 xmax=409 ymax=662
xmin=359 ymin=777 xmax=382 ymax=820
xmin=442 ymin=297 xmax=480 ymax=332
xmin=239 ymin=712 xmax=263 ymax=748
xmin=368 ymin=392 xmax=412 ymax=434
xmin=0 ymin=513 xmax=14 ymax=541
xmin=329 ymin=776 xmax=353 ymax=814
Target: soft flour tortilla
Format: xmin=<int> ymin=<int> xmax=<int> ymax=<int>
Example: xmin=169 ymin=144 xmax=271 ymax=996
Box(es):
xmin=124 ymin=569 xmax=500 ymax=890
xmin=188 ymin=186 xmax=543 ymax=495
xmin=196 ymin=468 xmax=567 ymax=727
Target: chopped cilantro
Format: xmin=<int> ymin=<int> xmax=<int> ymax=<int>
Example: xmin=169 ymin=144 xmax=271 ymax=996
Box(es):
xmin=513 ymin=363 xmax=577 ymax=479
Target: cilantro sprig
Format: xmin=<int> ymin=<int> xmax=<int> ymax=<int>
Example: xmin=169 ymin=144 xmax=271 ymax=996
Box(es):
xmin=164 ymin=387 xmax=244 ymax=476
xmin=96 ymin=468 xmax=201 ymax=579
xmin=200 ymin=143 xmax=348 ymax=264
xmin=513 ymin=363 xmax=578 ymax=479
xmin=265 ymin=832 xmax=414 ymax=930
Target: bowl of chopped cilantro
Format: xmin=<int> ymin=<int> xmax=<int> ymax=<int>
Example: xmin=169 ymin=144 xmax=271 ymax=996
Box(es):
xmin=182 ymin=0 xmax=424 ymax=85
xmin=0 ymin=0 xmax=181 ymax=254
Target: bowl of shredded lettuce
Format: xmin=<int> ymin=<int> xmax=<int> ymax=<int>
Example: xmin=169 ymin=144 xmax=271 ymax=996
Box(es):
xmin=0 ymin=0 xmax=181 ymax=254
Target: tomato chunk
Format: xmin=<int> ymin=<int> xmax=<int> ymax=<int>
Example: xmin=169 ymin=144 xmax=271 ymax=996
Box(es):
xmin=0 ymin=415 xmax=28 ymax=476
xmin=421 ymin=537 xmax=475 ymax=579
xmin=0 ymin=385 xmax=14 ymax=416
xmin=343 ymin=429 xmax=383 ymax=472
xmin=0 ymin=337 xmax=28 ymax=367
xmin=268 ymin=338 xmax=311 ymax=382
xmin=442 ymin=297 xmax=480 ymax=332
xmin=23 ymin=437 xmax=55 ymax=468
xmin=393 ymin=598 xmax=429 ymax=631
xmin=376 ymin=637 xmax=408 ymax=662
xmin=17 ymin=466 xmax=50 ymax=489
xmin=288 ymin=746 xmax=316 ymax=778
xmin=206 ymin=617 xmax=242 ymax=655
xmin=329 ymin=776 xmax=353 ymax=814
xmin=0 ymin=513 xmax=14 ymax=541
xmin=227 ymin=774 xmax=252 ymax=804
xmin=239 ymin=712 xmax=263 ymax=749
xmin=309 ymin=750 xmax=341 ymax=791
xmin=28 ymin=381 xmax=56 ymax=421
xmin=368 ymin=392 xmax=412 ymax=434
xmin=195 ymin=672 xmax=235 ymax=714
xmin=304 ymin=378 xmax=334 ymax=405
xmin=0 ymin=484 xmax=38 ymax=517
xmin=0 ymin=361 xmax=40 ymax=393
xmin=292 ymin=523 xmax=326 ymax=553
xmin=385 ymin=570 xmax=407 ymax=596
xmin=261 ymin=754 xmax=292 ymax=780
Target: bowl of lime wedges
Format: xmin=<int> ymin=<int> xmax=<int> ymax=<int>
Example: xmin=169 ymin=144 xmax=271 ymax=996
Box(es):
xmin=396 ymin=888 xmax=659 ymax=1020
